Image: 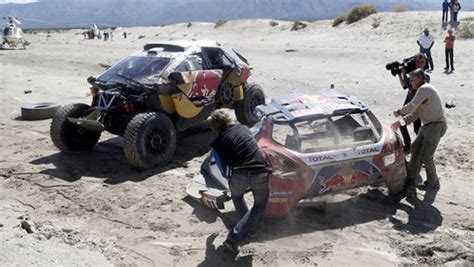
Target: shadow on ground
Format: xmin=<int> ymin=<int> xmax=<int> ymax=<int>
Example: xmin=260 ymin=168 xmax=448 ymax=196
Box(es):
xmin=186 ymin=188 xmax=443 ymax=242
xmin=30 ymin=127 xmax=215 ymax=184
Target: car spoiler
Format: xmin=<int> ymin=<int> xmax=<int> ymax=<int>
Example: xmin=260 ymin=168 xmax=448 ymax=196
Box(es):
xmin=256 ymin=92 xmax=368 ymax=123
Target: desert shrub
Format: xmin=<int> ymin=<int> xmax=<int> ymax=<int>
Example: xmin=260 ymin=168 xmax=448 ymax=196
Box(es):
xmin=394 ymin=5 xmax=407 ymax=13
xmin=187 ymin=22 xmax=192 ymax=28
xmin=291 ymin=20 xmax=307 ymax=31
xmin=346 ymin=4 xmax=377 ymax=24
xmin=460 ymin=17 xmax=474 ymax=22
xmin=138 ymin=35 xmax=145 ymax=39
xmin=215 ymin=19 xmax=227 ymax=28
xmin=458 ymin=22 xmax=474 ymax=39
xmin=269 ymin=20 xmax=279 ymax=27
xmin=372 ymin=18 xmax=381 ymax=28
xmin=332 ymin=15 xmax=346 ymax=27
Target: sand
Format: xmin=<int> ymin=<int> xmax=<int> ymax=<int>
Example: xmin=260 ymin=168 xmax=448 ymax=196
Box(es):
xmin=0 ymin=11 xmax=473 ymax=266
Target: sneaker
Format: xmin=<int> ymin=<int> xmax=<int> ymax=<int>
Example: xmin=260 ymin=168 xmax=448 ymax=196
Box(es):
xmin=223 ymin=240 xmax=240 ymax=254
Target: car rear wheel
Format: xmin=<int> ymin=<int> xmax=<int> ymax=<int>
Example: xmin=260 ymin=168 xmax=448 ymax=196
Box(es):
xmin=123 ymin=112 xmax=177 ymax=169
xmin=234 ymin=83 xmax=265 ymax=126
xmin=50 ymin=103 xmax=101 ymax=151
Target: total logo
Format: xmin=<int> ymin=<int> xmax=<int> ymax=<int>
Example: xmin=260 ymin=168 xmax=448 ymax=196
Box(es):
xmin=356 ymin=147 xmax=380 ymax=155
xmin=309 ymin=153 xmax=336 ymax=163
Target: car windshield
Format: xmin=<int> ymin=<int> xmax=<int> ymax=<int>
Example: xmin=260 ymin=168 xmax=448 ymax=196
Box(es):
xmin=97 ymin=56 xmax=170 ymax=85
xmin=271 ymin=111 xmax=382 ymax=153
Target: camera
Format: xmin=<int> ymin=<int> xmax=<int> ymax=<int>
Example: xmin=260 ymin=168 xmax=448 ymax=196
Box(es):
xmin=385 ymin=55 xmax=417 ymax=76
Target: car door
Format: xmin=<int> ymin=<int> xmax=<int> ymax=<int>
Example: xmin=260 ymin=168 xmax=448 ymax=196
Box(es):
xmin=175 ymin=55 xmax=223 ymax=106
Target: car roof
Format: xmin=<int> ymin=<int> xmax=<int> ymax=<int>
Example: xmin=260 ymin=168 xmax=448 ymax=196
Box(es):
xmin=257 ymin=91 xmax=368 ymax=123
xmin=144 ymin=39 xmax=221 ymax=53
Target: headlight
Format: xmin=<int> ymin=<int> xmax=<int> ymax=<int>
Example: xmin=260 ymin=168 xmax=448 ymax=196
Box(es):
xmin=383 ymin=153 xmax=396 ymax=166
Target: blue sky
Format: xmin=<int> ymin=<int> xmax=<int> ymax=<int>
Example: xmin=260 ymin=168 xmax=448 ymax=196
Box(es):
xmin=0 ymin=0 xmax=37 ymax=4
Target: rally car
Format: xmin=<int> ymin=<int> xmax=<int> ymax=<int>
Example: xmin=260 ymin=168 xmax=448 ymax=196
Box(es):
xmin=187 ymin=92 xmax=407 ymax=217
xmin=50 ymin=40 xmax=265 ymax=169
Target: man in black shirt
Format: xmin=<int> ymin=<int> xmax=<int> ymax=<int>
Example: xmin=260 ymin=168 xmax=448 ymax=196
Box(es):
xmin=209 ymin=109 xmax=269 ymax=255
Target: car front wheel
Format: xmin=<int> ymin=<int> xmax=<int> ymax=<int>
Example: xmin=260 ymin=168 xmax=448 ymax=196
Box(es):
xmin=123 ymin=112 xmax=177 ymax=169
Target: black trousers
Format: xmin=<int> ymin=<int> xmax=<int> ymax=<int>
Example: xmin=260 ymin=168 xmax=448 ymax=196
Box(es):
xmin=453 ymin=12 xmax=459 ymax=22
xmin=445 ymin=48 xmax=454 ymax=70
xmin=442 ymin=10 xmax=448 ymax=22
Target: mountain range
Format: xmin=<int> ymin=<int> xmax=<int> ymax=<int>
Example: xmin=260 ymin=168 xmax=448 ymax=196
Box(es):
xmin=1 ymin=0 xmax=472 ymax=29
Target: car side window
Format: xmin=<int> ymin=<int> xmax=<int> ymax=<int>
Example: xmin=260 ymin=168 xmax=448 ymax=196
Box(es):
xmin=175 ymin=56 xmax=204 ymax=72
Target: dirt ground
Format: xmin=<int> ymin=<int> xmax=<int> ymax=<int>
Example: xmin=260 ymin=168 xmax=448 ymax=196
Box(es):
xmin=0 ymin=11 xmax=473 ymax=266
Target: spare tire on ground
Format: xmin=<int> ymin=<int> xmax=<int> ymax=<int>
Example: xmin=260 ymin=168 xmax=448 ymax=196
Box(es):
xmin=21 ymin=102 xmax=60 ymax=120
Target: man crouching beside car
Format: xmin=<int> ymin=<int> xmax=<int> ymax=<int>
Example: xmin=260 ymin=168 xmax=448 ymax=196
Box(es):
xmin=209 ymin=109 xmax=270 ymax=255
xmin=391 ymin=69 xmax=447 ymax=200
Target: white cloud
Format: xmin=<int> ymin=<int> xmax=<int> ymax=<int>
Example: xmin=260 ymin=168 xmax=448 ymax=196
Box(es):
xmin=0 ymin=0 xmax=38 ymax=4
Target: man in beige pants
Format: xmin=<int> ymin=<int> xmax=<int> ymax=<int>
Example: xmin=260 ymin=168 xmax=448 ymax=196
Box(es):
xmin=392 ymin=69 xmax=447 ymax=199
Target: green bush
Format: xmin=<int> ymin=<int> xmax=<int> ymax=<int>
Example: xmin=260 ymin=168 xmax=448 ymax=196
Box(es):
xmin=372 ymin=18 xmax=381 ymax=28
xmin=269 ymin=20 xmax=279 ymax=27
xmin=458 ymin=22 xmax=474 ymax=39
xmin=290 ymin=20 xmax=307 ymax=31
xmin=460 ymin=17 xmax=474 ymax=22
xmin=346 ymin=4 xmax=378 ymax=24
xmin=332 ymin=16 xmax=346 ymax=27
xmin=214 ymin=19 xmax=227 ymax=28
xmin=394 ymin=5 xmax=407 ymax=13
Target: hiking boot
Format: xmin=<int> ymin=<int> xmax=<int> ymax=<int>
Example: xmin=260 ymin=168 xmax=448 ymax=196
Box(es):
xmin=223 ymin=240 xmax=240 ymax=255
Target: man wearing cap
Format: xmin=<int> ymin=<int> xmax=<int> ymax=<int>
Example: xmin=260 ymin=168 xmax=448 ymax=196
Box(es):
xmin=392 ymin=69 xmax=447 ymax=199
xmin=417 ymin=29 xmax=435 ymax=72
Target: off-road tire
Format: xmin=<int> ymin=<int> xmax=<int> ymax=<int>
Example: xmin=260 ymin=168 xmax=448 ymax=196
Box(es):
xmin=123 ymin=112 xmax=177 ymax=169
xmin=50 ymin=103 xmax=101 ymax=151
xmin=21 ymin=102 xmax=60 ymax=120
xmin=234 ymin=83 xmax=265 ymax=126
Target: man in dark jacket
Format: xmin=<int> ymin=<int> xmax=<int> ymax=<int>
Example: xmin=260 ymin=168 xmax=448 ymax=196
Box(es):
xmin=209 ymin=109 xmax=269 ymax=255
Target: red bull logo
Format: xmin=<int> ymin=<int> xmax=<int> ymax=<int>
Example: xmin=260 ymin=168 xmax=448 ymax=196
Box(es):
xmin=350 ymin=172 xmax=372 ymax=186
xmin=319 ymin=175 xmax=345 ymax=194
xmin=189 ymin=70 xmax=221 ymax=100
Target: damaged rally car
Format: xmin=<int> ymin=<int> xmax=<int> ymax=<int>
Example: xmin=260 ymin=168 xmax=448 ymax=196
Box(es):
xmin=50 ymin=40 xmax=265 ymax=169
xmin=187 ymin=93 xmax=407 ymax=217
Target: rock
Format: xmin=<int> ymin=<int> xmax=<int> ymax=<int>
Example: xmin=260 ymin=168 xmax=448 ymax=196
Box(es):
xmin=20 ymin=220 xmax=34 ymax=234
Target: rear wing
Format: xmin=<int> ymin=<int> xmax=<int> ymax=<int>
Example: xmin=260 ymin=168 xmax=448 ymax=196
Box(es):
xmin=256 ymin=92 xmax=368 ymax=123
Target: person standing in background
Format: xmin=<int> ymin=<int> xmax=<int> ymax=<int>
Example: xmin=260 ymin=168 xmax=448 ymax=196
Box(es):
xmin=442 ymin=0 xmax=450 ymax=23
xmin=444 ymin=29 xmax=456 ymax=72
xmin=417 ymin=28 xmax=435 ymax=72
xmin=451 ymin=0 xmax=462 ymax=22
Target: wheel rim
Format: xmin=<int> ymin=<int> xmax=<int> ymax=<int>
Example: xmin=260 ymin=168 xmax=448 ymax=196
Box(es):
xmin=249 ymin=95 xmax=263 ymax=114
xmin=145 ymin=128 xmax=168 ymax=155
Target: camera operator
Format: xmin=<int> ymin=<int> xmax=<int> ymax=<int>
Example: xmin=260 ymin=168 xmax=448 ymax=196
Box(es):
xmin=397 ymin=53 xmax=429 ymax=154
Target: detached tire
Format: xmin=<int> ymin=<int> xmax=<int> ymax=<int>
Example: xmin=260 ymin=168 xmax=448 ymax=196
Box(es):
xmin=50 ymin=103 xmax=101 ymax=151
xmin=124 ymin=112 xmax=177 ymax=169
xmin=21 ymin=102 xmax=60 ymax=120
xmin=234 ymin=83 xmax=265 ymax=126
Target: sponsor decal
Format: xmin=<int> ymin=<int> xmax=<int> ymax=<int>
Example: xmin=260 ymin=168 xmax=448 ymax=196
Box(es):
xmin=268 ymin=197 xmax=289 ymax=203
xmin=309 ymin=153 xmax=336 ymax=163
xmin=270 ymin=191 xmax=293 ymax=197
xmin=319 ymin=175 xmax=345 ymax=194
xmin=356 ymin=147 xmax=380 ymax=155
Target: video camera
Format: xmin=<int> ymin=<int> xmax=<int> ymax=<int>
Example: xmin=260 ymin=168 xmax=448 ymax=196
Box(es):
xmin=385 ymin=55 xmax=417 ymax=76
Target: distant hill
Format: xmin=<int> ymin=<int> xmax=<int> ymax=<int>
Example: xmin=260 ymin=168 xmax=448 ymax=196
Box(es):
xmin=1 ymin=0 xmax=473 ymax=29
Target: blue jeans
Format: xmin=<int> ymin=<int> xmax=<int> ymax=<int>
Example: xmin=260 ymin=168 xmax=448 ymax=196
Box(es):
xmin=227 ymin=171 xmax=269 ymax=244
xmin=420 ymin=48 xmax=434 ymax=70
